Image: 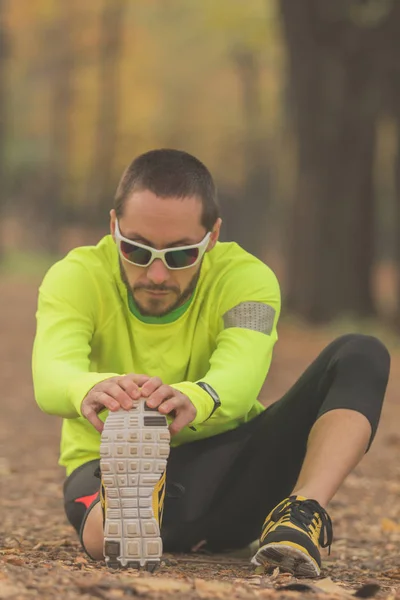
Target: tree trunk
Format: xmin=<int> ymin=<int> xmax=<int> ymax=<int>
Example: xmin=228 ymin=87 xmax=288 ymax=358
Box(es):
xmin=233 ymin=48 xmax=271 ymax=259
xmin=394 ymin=119 xmax=400 ymax=328
xmin=86 ymin=0 xmax=125 ymax=224
xmin=379 ymin=2 xmax=400 ymax=329
xmin=280 ymin=0 xmax=391 ymax=321
xmin=0 ymin=0 xmax=7 ymax=261
xmin=41 ymin=3 xmax=74 ymax=253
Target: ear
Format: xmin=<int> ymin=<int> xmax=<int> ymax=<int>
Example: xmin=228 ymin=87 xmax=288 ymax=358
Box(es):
xmin=206 ymin=218 xmax=222 ymax=252
xmin=110 ymin=209 xmax=117 ymax=240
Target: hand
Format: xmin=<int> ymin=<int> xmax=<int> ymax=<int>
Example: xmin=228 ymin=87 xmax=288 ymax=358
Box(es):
xmin=81 ymin=373 xmax=151 ymax=432
xmin=140 ymin=377 xmax=197 ymax=435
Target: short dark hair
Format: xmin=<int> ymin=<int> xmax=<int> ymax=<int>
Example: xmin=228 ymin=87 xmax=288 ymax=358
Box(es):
xmin=114 ymin=149 xmax=220 ymax=230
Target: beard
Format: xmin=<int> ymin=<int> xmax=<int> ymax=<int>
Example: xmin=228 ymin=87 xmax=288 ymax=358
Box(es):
xmin=119 ymin=259 xmax=201 ymax=317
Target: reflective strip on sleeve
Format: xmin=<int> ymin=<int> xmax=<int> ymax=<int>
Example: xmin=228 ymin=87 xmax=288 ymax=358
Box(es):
xmin=223 ymin=301 xmax=276 ymax=335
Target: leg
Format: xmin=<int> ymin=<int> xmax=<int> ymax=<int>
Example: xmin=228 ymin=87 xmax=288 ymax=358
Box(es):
xmin=165 ymin=334 xmax=388 ymax=555
xmin=81 ymin=502 xmax=103 ymax=560
xmin=292 ymin=409 xmax=370 ymax=506
xmin=64 ymin=402 xmax=171 ymax=569
xmin=63 ymin=459 xmax=102 ymax=559
xmin=66 ymin=334 xmax=390 ymax=572
xmin=85 ymin=404 xmax=170 ymax=570
xmin=292 ymin=334 xmax=390 ymax=506
xmin=252 ymin=334 xmax=390 ymax=575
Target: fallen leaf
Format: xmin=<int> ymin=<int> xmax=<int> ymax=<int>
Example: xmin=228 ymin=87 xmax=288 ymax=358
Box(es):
xmin=270 ymin=566 xmax=280 ymax=581
xmin=254 ymin=565 xmax=265 ymax=575
xmin=2 ymin=556 xmax=25 ymax=566
xmin=314 ymin=577 xmax=349 ymax=595
xmin=244 ymin=575 xmax=261 ymax=587
xmin=383 ymin=569 xmax=400 ymax=580
xmin=276 ymin=572 xmax=294 ymax=582
xmin=381 ymin=518 xmax=400 ymax=533
xmin=32 ymin=543 xmax=43 ymax=550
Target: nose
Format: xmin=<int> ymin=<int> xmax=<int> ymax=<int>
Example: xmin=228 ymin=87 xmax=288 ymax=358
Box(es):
xmin=146 ymin=258 xmax=170 ymax=285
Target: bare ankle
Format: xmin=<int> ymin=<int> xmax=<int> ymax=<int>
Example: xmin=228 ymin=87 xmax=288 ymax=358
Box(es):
xmin=81 ymin=503 xmax=104 ymax=561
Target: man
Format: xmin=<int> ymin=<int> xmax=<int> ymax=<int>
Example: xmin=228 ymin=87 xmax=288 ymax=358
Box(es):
xmin=32 ymin=149 xmax=390 ymax=577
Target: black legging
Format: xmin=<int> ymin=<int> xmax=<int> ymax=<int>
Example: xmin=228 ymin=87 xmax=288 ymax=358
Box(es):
xmin=161 ymin=334 xmax=390 ymax=551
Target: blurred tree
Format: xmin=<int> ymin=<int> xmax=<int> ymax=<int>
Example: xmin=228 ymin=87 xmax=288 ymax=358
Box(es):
xmin=205 ymin=0 xmax=276 ymax=258
xmin=394 ymin=115 xmax=400 ymax=327
xmin=86 ymin=0 xmax=125 ymax=223
xmin=379 ymin=2 xmax=400 ymax=328
xmin=232 ymin=47 xmax=271 ymax=258
xmin=39 ymin=1 xmax=75 ymax=252
xmin=280 ymin=0 xmax=394 ymax=322
xmin=0 ymin=0 xmax=6 ymax=261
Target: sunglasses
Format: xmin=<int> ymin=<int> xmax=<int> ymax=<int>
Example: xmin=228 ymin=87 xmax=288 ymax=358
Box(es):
xmin=114 ymin=220 xmax=211 ymax=270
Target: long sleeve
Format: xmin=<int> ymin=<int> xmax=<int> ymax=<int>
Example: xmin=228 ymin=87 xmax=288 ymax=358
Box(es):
xmin=173 ymin=261 xmax=281 ymax=426
xmin=32 ymin=258 xmax=119 ymax=418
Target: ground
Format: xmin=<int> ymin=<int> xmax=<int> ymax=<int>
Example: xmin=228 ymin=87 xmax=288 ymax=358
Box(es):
xmin=0 ymin=275 xmax=399 ymax=600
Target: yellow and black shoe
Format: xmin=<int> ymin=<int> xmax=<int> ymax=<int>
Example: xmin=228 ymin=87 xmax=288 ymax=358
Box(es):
xmin=99 ymin=402 xmax=170 ymax=571
xmin=251 ymin=495 xmax=333 ymax=577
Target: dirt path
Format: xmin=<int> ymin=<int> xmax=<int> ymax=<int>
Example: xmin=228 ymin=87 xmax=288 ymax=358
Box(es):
xmin=0 ymin=275 xmax=399 ymax=599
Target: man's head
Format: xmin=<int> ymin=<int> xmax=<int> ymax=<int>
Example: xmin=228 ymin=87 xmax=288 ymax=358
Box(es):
xmin=110 ymin=149 xmax=222 ymax=317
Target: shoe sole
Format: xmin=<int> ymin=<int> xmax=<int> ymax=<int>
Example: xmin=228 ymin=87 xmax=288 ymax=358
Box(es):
xmin=251 ymin=543 xmax=320 ymax=578
xmin=100 ymin=403 xmax=170 ymax=571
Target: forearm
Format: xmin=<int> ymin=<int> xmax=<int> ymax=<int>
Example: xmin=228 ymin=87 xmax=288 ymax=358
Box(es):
xmin=33 ymin=359 xmax=120 ymax=418
xmin=32 ymin=275 xmax=112 ymax=418
xmin=173 ymin=328 xmax=277 ymax=427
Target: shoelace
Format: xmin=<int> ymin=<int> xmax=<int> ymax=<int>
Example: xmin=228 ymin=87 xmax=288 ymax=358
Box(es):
xmin=272 ymin=498 xmax=333 ymax=551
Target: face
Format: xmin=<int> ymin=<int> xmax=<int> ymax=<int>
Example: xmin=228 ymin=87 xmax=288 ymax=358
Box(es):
xmin=110 ymin=190 xmax=221 ymax=317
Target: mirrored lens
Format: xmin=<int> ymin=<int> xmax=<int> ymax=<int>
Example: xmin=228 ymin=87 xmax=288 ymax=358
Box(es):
xmin=165 ymin=248 xmax=199 ymax=269
xmin=120 ymin=240 xmax=152 ymax=266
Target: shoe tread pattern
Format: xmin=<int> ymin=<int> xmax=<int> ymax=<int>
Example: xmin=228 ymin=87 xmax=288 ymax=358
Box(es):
xmin=100 ymin=404 xmax=170 ymax=570
xmin=252 ymin=543 xmax=320 ymax=578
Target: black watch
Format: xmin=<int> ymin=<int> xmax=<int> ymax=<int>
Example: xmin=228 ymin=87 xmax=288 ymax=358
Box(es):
xmin=196 ymin=382 xmax=221 ymax=419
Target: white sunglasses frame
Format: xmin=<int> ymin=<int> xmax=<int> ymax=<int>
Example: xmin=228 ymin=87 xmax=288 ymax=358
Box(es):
xmin=114 ymin=220 xmax=212 ymax=270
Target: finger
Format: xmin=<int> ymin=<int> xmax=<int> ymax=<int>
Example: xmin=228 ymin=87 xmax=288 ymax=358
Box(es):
xmin=89 ymin=392 xmax=120 ymax=412
xmin=146 ymin=384 xmax=173 ymax=408
xmin=169 ymin=408 xmax=194 ymax=436
xmin=118 ymin=377 xmax=142 ymax=401
xmin=104 ymin=382 xmax=135 ymax=410
xmin=125 ymin=373 xmax=152 ymax=387
xmin=140 ymin=377 xmax=163 ymax=399
xmin=83 ymin=407 xmax=105 ymax=433
xmin=157 ymin=396 xmax=181 ymax=415
xmin=95 ymin=390 xmax=130 ymax=412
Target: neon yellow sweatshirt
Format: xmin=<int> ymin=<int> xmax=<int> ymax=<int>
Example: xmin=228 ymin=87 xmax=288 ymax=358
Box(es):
xmin=32 ymin=236 xmax=280 ymax=475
